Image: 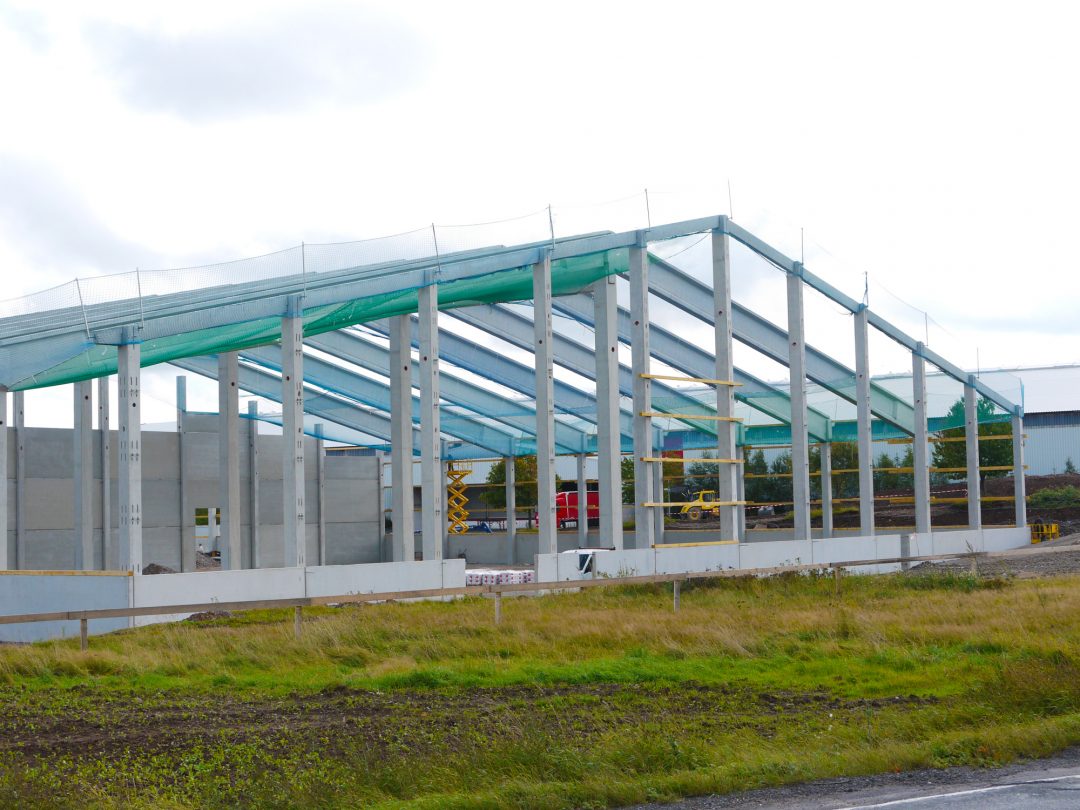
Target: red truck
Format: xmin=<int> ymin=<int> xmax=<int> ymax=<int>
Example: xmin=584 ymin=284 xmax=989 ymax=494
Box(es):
xmin=554 ymin=490 xmax=600 ymax=529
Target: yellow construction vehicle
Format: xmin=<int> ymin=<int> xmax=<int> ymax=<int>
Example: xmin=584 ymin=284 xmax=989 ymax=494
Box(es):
xmin=678 ymin=490 xmax=720 ymax=521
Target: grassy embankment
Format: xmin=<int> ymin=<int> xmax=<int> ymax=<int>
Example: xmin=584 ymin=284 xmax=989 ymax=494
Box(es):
xmin=4 ymin=571 xmax=1080 ymax=808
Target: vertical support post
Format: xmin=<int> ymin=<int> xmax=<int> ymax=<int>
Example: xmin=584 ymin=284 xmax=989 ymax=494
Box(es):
xmin=712 ymin=228 xmax=738 ymax=541
xmin=912 ymin=351 xmax=932 ymax=535
xmin=629 ymin=241 xmax=655 ymax=550
xmin=787 ymin=270 xmax=812 ymax=541
xmin=13 ymin=391 xmax=24 ymax=569
xmin=80 ymin=617 xmax=88 ymax=651
xmin=441 ymin=456 xmax=450 ymax=559
xmin=388 ymin=315 xmax=414 ymax=562
xmin=293 ymin=605 xmax=302 ymax=640
xmin=494 ymin=591 xmax=503 ymax=625
xmin=418 ymin=283 xmax=443 ymax=560
xmin=74 ymin=380 xmax=94 ymax=569
xmin=654 ymin=433 xmax=665 ymax=544
xmin=505 ymin=456 xmax=516 ymax=565
xmin=315 ymin=423 xmax=326 ymax=566
xmin=854 ymin=307 xmax=875 ymax=537
xmin=1011 ymin=411 xmax=1026 ymax=527
xmin=736 ymin=445 xmax=747 ymax=541
xmin=533 ymin=253 xmax=557 ymax=556
xmin=820 ymin=441 xmax=834 ymax=538
xmin=0 ymin=387 xmax=6 ymax=570
xmin=98 ymin=376 xmax=112 ymax=570
xmin=593 ymin=273 xmax=624 ymax=550
xmin=218 ymin=352 xmax=241 ymax=570
xmin=281 ymin=296 xmax=306 ymax=568
xmin=176 ymin=377 xmax=193 ymax=571
xmin=576 ymin=453 xmax=588 ymax=548
xmin=248 ymin=401 xmax=261 ymax=569
xmin=673 ymin=578 xmax=681 ymax=613
xmin=964 ymin=380 xmax=982 ymax=529
xmin=117 ymin=336 xmax=142 ymax=574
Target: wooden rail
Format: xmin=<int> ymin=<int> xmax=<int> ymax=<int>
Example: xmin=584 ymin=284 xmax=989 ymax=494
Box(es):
xmin=1 ymin=543 xmax=1067 ymax=648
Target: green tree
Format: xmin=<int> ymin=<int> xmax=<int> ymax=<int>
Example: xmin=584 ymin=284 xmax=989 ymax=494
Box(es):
xmin=1066 ymin=457 xmax=1078 ymax=475
xmin=621 ymin=456 xmax=635 ymax=504
xmin=873 ymin=451 xmax=896 ymax=493
xmin=931 ymin=397 xmax=1012 ymax=486
xmin=685 ymin=452 xmax=720 ymax=494
xmin=744 ymin=448 xmax=769 ymax=505
xmin=482 ymin=456 xmax=539 ymax=509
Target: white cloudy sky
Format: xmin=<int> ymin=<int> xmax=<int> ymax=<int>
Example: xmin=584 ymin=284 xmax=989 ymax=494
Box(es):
xmin=0 ymin=0 xmax=1077 ymax=427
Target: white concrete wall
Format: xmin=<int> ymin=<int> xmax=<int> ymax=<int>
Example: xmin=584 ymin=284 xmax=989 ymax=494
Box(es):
xmin=0 ymin=573 xmax=130 ymax=642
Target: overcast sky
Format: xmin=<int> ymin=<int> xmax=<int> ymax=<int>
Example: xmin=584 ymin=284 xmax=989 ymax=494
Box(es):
xmin=1 ymin=0 xmax=1077 ymax=428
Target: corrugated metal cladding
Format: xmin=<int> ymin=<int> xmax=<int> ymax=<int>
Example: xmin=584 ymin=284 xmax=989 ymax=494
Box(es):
xmin=1025 ymin=412 xmax=1080 ymax=475
xmin=1026 ymin=411 xmax=1080 ymax=428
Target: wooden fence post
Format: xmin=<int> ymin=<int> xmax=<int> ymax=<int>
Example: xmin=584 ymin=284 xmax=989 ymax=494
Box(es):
xmin=294 ymin=606 xmax=303 ymax=639
xmin=80 ymin=618 xmax=88 ymax=651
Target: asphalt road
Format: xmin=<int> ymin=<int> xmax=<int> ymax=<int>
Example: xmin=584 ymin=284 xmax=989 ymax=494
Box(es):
xmin=626 ymin=747 xmax=1080 ymax=809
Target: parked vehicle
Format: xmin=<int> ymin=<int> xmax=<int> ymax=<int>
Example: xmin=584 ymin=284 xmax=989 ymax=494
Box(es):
xmin=555 ymin=490 xmax=600 ymax=529
xmin=677 ymin=490 xmax=720 ymax=521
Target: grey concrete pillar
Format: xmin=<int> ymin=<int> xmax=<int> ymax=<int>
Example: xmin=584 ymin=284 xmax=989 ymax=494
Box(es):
xmin=653 ymin=437 xmax=665 ymax=544
xmin=247 ymin=401 xmax=261 ymax=568
xmin=13 ymin=391 xmax=24 ymax=569
xmin=629 ymin=243 xmax=654 ymax=550
xmin=964 ymin=380 xmax=981 ymax=529
xmin=117 ymin=337 xmax=142 ymax=573
xmin=441 ymin=457 xmax=450 ymax=560
xmin=576 ymin=453 xmax=588 ymax=548
xmin=98 ymin=376 xmax=112 ymax=569
xmin=505 ymin=456 xmax=516 ymax=565
xmin=533 ymin=253 xmax=557 ymax=556
xmin=388 ymin=314 xmax=414 ymax=562
xmin=176 ymin=377 xmax=195 ymax=572
xmin=593 ymin=274 xmax=623 ymax=550
xmin=736 ymin=445 xmax=747 ymax=541
xmin=207 ymin=507 xmax=217 ymax=554
xmin=218 ymin=352 xmax=241 ymax=570
xmin=418 ymin=283 xmax=443 ymax=561
xmin=0 ymin=387 xmax=6 ymax=570
xmin=315 ymin=422 xmax=326 ymax=566
xmin=854 ymin=307 xmax=875 ymax=537
xmin=281 ymin=296 xmax=306 ymax=568
xmin=820 ymin=441 xmax=834 ymax=538
xmin=1012 ymin=411 xmax=1026 ymax=527
xmin=712 ymin=228 xmax=738 ymax=541
xmin=786 ymin=269 xmax=812 ymax=541
xmin=74 ymin=380 xmax=94 ymax=569
xmin=912 ymin=351 xmax=932 ymax=535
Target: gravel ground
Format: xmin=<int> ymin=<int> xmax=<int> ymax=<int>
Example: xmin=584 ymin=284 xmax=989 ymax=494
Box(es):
xmin=907 ymin=533 xmax=1080 ymax=578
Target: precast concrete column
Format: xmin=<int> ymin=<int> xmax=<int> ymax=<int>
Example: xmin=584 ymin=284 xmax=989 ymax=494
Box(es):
xmin=712 ymin=228 xmax=738 ymax=541
xmin=0 ymin=387 xmax=7 ymax=570
xmin=1012 ymin=411 xmax=1027 ymax=527
xmin=388 ymin=315 xmax=414 ymax=562
xmin=176 ymin=377 xmax=195 ymax=572
xmin=593 ymin=274 xmax=624 ymax=550
xmin=73 ymin=380 xmax=94 ymax=569
xmin=533 ymin=253 xmax=557 ymax=556
xmin=576 ymin=453 xmax=588 ymax=548
xmin=854 ymin=307 xmax=875 ymax=536
xmin=786 ymin=269 xmax=812 ymax=541
xmin=418 ymin=283 xmax=443 ymax=561
xmin=629 ymin=243 xmax=654 ymax=549
xmin=441 ymin=457 xmax=450 ymax=559
xmin=117 ymin=337 xmax=143 ymax=574
xmin=218 ymin=352 xmax=241 ymax=570
xmin=315 ymin=423 xmax=326 ymax=566
xmin=13 ymin=392 xmax=24 ymax=569
xmin=964 ymin=380 xmax=981 ymax=529
xmin=247 ymin=401 xmax=261 ymax=568
xmin=98 ymin=376 xmax=112 ymax=569
xmin=736 ymin=445 xmax=747 ymax=541
xmin=653 ymin=437 xmax=665 ymax=544
xmin=281 ymin=296 xmax=306 ymax=568
xmin=912 ymin=351 xmax=932 ymax=535
xmin=505 ymin=456 xmax=516 ymax=565
xmin=820 ymin=442 xmax=834 ymax=538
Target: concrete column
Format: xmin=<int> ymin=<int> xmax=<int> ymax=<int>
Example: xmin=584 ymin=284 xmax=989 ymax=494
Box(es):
xmin=820 ymin=442 xmax=834 ymax=538
xmin=418 ymin=283 xmax=443 ymax=560
xmin=653 ymin=437 xmax=665 ymax=544
xmin=388 ymin=314 xmax=414 ymax=562
xmin=0 ymin=388 xmax=6 ymax=570
xmin=207 ymin=507 xmax=217 ymax=554
xmin=117 ymin=337 xmax=142 ymax=574
xmin=533 ymin=253 xmax=557 ymax=556
xmin=441 ymin=457 xmax=450 ymax=559
xmin=854 ymin=307 xmax=875 ymax=536
xmin=176 ymin=377 xmax=195 ymax=572
xmin=281 ymin=296 xmax=306 ymax=568
xmin=1012 ymin=411 xmax=1026 ymax=527
xmin=786 ymin=270 xmax=812 ymax=541
xmin=964 ymin=380 xmax=981 ymax=529
xmin=98 ymin=376 xmax=112 ymax=570
xmin=74 ymin=380 xmax=94 ymax=569
xmin=315 ymin=423 xmax=326 ymax=566
xmin=247 ymin=401 xmax=261 ymax=568
xmin=13 ymin=391 xmax=24 ymax=569
xmin=505 ymin=456 xmax=516 ymax=565
xmin=576 ymin=453 xmax=589 ymax=547
xmin=217 ymin=352 xmax=241 ymax=570
xmin=736 ymin=445 xmax=747 ymax=540
xmin=629 ymin=243 xmax=654 ymax=550
xmin=712 ymin=229 xmax=738 ymax=541
xmin=593 ymin=274 xmax=624 ymax=550
xmin=912 ymin=351 xmax=932 ymax=535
